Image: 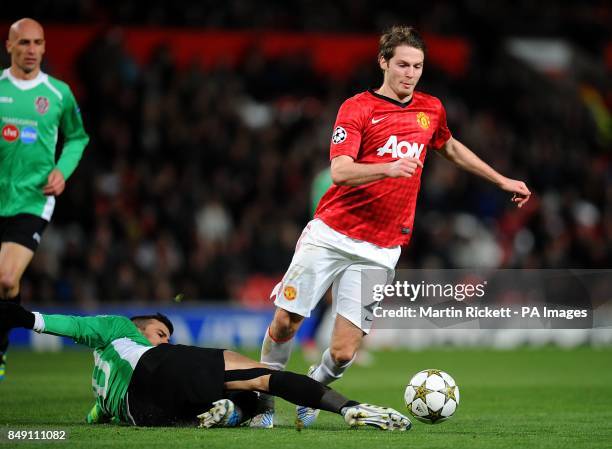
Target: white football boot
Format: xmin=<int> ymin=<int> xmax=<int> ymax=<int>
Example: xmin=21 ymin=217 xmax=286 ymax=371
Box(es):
xmin=295 ymin=365 xmax=321 ymax=428
xmin=198 ymin=399 xmax=241 ymax=428
xmin=248 ymin=394 xmax=274 ymax=429
xmin=342 ymin=403 xmax=412 ymax=431
xmin=248 ymin=409 xmax=274 ymax=429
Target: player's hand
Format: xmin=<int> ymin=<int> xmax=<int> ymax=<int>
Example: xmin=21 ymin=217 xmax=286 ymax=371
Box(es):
xmin=498 ymin=177 xmax=531 ymax=208
xmin=43 ymin=169 xmax=65 ymax=196
xmin=0 ymin=302 xmax=35 ymax=330
xmin=86 ymin=403 xmax=112 ymax=424
xmin=385 ymin=158 xmax=424 ymax=178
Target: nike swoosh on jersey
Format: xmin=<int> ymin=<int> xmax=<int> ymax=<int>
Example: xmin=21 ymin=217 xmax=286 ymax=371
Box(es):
xmin=371 ymin=116 xmax=389 ymax=124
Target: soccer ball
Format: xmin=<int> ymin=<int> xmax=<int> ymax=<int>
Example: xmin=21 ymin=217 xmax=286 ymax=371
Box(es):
xmin=404 ymin=369 xmax=459 ymax=424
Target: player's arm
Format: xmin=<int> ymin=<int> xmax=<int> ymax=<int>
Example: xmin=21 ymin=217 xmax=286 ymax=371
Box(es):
xmin=45 ymin=88 xmax=90 ymax=196
xmin=330 ymin=99 xmax=421 ymax=186
xmin=0 ymin=302 xmax=127 ymax=349
xmin=34 ymin=314 xmax=124 ymax=348
xmin=438 ymin=137 xmax=531 ymax=207
xmin=86 ymin=403 xmax=112 ymax=424
xmin=85 ymin=402 xmax=121 ymax=425
xmin=331 ymin=155 xmax=423 ymax=186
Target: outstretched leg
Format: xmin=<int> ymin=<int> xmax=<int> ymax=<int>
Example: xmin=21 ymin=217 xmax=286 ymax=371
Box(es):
xmin=223 ymin=350 xmax=355 ymax=415
xmin=0 ymin=242 xmax=34 ymax=381
xmin=224 ymin=368 xmax=357 ymax=415
xmin=200 ymin=360 xmax=410 ymax=431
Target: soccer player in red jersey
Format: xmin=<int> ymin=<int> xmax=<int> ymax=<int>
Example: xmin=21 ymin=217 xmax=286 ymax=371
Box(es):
xmin=252 ymin=26 xmax=531 ymax=428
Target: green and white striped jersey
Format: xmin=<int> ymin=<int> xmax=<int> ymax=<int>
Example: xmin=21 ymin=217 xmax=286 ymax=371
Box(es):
xmin=0 ymin=68 xmax=89 ymax=219
xmin=32 ymin=313 xmax=153 ymax=423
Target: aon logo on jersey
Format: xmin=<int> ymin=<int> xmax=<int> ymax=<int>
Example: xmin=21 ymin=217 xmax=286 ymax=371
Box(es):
xmin=377 ymin=135 xmax=424 ymax=159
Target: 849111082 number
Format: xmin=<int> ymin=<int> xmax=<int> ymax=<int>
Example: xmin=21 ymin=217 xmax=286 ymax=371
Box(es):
xmin=5 ymin=429 xmax=67 ymax=440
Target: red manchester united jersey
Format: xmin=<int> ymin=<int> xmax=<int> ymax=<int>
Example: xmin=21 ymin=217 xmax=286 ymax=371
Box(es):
xmin=314 ymin=89 xmax=451 ymax=247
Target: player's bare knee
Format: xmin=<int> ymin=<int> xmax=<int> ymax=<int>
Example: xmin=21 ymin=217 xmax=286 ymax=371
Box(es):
xmin=329 ymin=347 xmax=356 ymax=366
xmin=0 ymin=273 xmax=19 ymax=297
xmin=270 ymin=309 xmax=302 ymax=340
xmin=270 ymin=320 xmax=295 ymax=341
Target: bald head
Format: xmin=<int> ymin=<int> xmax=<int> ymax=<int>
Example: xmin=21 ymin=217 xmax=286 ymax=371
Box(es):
xmin=6 ymin=18 xmax=45 ymax=79
xmin=8 ymin=18 xmax=44 ymax=42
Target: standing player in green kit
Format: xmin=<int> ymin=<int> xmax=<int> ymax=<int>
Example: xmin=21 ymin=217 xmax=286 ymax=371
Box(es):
xmin=0 ymin=18 xmax=89 ymax=380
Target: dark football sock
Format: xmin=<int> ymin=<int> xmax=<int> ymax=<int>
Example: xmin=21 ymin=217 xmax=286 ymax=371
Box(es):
xmin=0 ymin=333 xmax=7 ymax=355
xmin=225 ymin=390 xmax=260 ymax=423
xmin=0 ymin=294 xmax=21 ymax=354
xmin=268 ymin=371 xmax=358 ymax=414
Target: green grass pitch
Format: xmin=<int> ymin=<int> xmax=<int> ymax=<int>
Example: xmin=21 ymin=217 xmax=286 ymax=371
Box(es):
xmin=1 ymin=347 xmax=611 ymax=448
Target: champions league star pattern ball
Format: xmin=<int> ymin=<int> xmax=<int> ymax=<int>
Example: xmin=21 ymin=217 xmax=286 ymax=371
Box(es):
xmin=404 ymin=369 xmax=460 ymax=423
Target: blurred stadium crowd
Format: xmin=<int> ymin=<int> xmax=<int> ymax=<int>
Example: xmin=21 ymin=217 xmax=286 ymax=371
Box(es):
xmin=1 ymin=1 xmax=610 ymax=305
xmin=2 ymin=1 xmax=610 ymax=39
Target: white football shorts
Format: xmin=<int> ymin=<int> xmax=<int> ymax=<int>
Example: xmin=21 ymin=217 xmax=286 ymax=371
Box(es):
xmin=271 ymin=219 xmax=401 ymax=333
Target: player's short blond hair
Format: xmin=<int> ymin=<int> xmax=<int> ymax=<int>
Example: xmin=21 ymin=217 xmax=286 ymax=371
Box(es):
xmin=378 ymin=26 xmax=426 ymax=61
